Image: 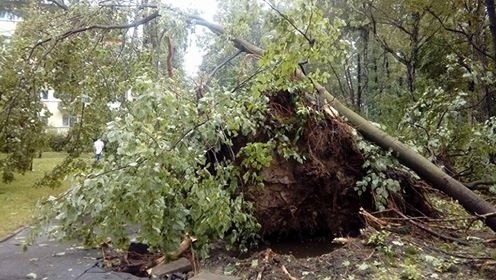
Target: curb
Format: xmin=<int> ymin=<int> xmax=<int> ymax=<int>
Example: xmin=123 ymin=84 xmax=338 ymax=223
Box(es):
xmin=0 ymin=226 xmax=26 ymax=243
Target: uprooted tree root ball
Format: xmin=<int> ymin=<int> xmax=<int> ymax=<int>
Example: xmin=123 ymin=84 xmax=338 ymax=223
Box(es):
xmin=211 ymin=91 xmax=434 ymax=240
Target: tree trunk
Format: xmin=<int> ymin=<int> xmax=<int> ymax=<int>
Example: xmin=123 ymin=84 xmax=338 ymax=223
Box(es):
xmin=407 ymin=12 xmax=421 ymax=95
xmin=142 ymin=0 xmax=159 ymax=69
xmin=315 ymin=80 xmax=496 ymax=232
xmin=361 ymin=28 xmax=369 ymax=116
xmin=356 ymin=52 xmax=362 ymax=111
xmin=473 ymin=2 xmax=494 ymax=120
xmin=485 ymin=0 xmax=496 ymax=117
xmin=486 ymin=0 xmax=496 ymax=62
xmin=345 ymin=64 xmax=355 ymax=105
xmin=192 ymin=16 xmax=496 ymax=232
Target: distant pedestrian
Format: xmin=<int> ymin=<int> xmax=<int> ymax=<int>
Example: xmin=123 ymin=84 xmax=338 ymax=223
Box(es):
xmin=93 ymin=138 xmax=105 ymax=161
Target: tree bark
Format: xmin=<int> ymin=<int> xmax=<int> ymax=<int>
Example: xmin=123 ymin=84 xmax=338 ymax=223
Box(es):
xmin=407 ymin=12 xmax=420 ymax=95
xmin=165 ymin=36 xmax=174 ymax=78
xmin=356 ymin=52 xmax=361 ymax=110
xmin=191 ymin=16 xmax=496 ymax=232
xmin=486 ymin=0 xmax=496 ymax=62
xmin=485 ymin=0 xmax=496 ymax=117
xmin=361 ymin=28 xmax=369 ymax=116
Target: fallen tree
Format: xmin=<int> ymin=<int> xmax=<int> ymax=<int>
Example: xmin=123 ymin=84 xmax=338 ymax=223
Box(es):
xmin=191 ymin=16 xmax=496 ymax=232
xmin=30 ymin=4 xmax=496 ymax=257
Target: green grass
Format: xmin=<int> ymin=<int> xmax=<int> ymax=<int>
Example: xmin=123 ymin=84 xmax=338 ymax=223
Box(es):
xmin=0 ymin=152 xmax=69 ymax=239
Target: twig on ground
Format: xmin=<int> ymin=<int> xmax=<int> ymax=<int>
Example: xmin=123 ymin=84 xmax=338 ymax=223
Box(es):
xmin=281 ymin=264 xmax=298 ymax=280
xmin=391 ymin=209 xmax=469 ymax=245
xmin=364 ymin=250 xmax=375 ymax=260
xmin=465 ymin=180 xmax=495 ymax=191
xmin=359 ymin=208 xmax=400 ymax=229
xmin=475 ymin=211 xmax=496 ymax=219
xmin=256 ymin=269 xmax=264 ymax=280
xmin=410 ymin=239 xmax=493 ymax=261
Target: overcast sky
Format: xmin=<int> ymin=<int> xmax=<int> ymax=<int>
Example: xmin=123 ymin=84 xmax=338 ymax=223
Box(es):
xmin=168 ymin=0 xmax=218 ymax=75
xmin=0 ymin=0 xmax=218 ymax=75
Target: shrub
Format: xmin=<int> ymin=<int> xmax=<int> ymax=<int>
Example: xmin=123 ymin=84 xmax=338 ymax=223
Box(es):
xmin=48 ymin=133 xmax=69 ymax=152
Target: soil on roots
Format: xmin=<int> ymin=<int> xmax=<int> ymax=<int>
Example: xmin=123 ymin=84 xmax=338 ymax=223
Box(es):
xmin=238 ymin=92 xmax=371 ymax=239
xmin=208 ymin=91 xmax=434 ymax=240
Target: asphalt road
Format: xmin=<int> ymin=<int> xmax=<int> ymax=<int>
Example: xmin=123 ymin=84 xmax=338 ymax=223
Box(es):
xmin=0 ymin=228 xmax=142 ymax=280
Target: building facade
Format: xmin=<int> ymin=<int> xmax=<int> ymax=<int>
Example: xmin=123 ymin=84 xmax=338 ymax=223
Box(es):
xmin=40 ymin=89 xmax=72 ymax=134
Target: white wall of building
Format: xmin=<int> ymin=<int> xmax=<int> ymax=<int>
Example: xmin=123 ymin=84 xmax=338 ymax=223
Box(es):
xmin=40 ymin=90 xmax=71 ymax=134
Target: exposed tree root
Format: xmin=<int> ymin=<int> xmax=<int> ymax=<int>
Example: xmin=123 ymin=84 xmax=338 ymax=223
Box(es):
xmin=210 ymin=91 xmax=435 ymax=240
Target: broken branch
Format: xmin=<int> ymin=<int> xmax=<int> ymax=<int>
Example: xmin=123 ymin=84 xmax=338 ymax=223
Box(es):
xmin=392 ymin=209 xmax=469 ymax=245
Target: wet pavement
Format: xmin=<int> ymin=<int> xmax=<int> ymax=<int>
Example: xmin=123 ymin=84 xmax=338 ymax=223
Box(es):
xmin=0 ymin=228 xmax=143 ymax=280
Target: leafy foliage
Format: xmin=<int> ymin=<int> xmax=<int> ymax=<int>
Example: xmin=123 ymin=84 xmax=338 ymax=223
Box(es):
xmin=355 ymin=133 xmax=402 ymax=210
xmin=47 ymin=132 xmax=68 ymax=152
xmin=399 ymin=85 xmax=496 ymax=183
xmin=37 ymin=75 xmax=266 ymax=254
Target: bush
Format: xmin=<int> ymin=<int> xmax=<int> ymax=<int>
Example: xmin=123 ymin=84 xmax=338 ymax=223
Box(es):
xmin=48 ymin=133 xmax=69 ymax=152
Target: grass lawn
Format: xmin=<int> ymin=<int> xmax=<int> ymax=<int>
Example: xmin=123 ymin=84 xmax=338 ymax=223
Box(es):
xmin=0 ymin=152 xmax=69 ymax=239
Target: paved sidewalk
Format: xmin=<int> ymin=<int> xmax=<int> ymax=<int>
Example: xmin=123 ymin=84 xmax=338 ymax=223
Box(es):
xmin=0 ymin=229 xmax=143 ymax=280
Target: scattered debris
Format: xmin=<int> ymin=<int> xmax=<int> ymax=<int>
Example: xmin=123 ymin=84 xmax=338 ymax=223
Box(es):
xmin=100 ymin=234 xmax=198 ymax=278
xmin=149 ymin=257 xmax=192 ymax=277
xmin=190 ymin=271 xmax=240 ymax=280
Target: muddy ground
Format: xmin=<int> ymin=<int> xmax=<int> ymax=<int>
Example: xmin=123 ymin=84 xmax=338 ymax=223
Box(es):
xmin=100 ymin=193 xmax=496 ymax=279
xmin=201 ymin=224 xmax=496 ymax=280
xmin=197 ymin=191 xmax=496 ymax=280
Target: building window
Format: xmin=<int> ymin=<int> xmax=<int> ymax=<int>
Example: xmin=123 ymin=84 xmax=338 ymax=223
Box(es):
xmin=62 ymin=115 xmax=71 ymax=127
xmin=62 ymin=115 xmax=77 ymax=127
xmin=41 ymin=90 xmax=49 ymax=100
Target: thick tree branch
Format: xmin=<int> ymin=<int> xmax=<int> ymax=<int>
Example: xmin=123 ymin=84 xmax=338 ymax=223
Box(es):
xmin=189 ymin=15 xmax=264 ymax=55
xmin=376 ymin=37 xmax=408 ymax=64
xmin=206 ymin=50 xmax=242 ymax=85
xmin=427 ymin=8 xmax=495 ymax=60
xmin=29 ymin=11 xmax=160 ymax=59
xmin=49 ymin=0 xmax=68 ymax=10
xmin=59 ymin=11 xmax=159 ymax=39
